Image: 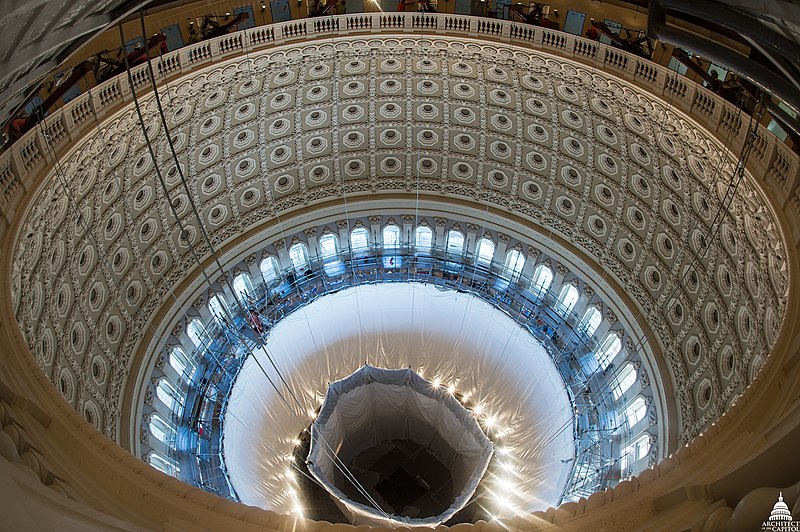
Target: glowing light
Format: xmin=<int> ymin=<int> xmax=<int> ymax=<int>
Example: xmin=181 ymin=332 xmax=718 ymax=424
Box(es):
xmin=500 ymin=461 xmax=514 ymax=471
xmin=447 ymin=384 xmax=456 ymax=394
xmin=293 ymin=503 xmax=304 ymax=516
xmin=432 ymin=377 xmax=441 ymax=387
xmin=292 ymin=438 xmax=302 ymax=446
xmin=497 ymin=447 xmax=510 ymax=456
xmin=485 ymin=415 xmax=497 ymax=428
xmin=473 ymin=403 xmax=483 ymax=415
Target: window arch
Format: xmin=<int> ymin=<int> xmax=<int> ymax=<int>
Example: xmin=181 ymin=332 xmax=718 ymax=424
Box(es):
xmin=502 ymin=249 xmax=525 ymax=280
xmin=289 ymin=242 xmax=309 ymax=271
xmin=149 ymin=412 xmax=175 ymax=444
xmin=475 ymin=237 xmax=495 ymax=265
xmin=233 ymin=273 xmax=253 ymax=298
xmin=612 ymin=363 xmax=638 ymax=401
xmin=156 ymin=378 xmax=182 ymax=413
xmin=318 ymin=233 xmax=339 ymax=260
xmin=580 ymin=306 xmax=602 ymax=336
xmin=208 ymin=294 xmax=228 ymax=321
xmin=624 ymin=396 xmax=648 ymax=427
xmin=383 ymin=225 xmax=401 ymax=249
xmin=350 ymin=227 xmax=369 ymax=252
xmin=415 ymin=226 xmax=433 ymax=252
xmin=531 ymin=264 xmax=553 ymax=295
xmin=169 ymin=346 xmax=192 ymax=378
xmin=556 ymin=283 xmax=579 ymax=315
xmin=260 ymin=256 xmax=280 ymax=282
xmin=186 ymin=319 xmax=206 ymax=348
xmin=446 ymin=230 xmax=464 ymax=255
xmin=597 ymin=333 xmax=622 ymax=370
xmin=148 ymin=452 xmax=179 ymax=475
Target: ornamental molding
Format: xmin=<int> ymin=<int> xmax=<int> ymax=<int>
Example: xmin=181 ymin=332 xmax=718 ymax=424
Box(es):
xmin=7 ymin=34 xmax=788 ymax=448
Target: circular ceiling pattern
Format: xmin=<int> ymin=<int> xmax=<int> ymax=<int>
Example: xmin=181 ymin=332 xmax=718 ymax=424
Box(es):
xmin=9 ymin=35 xmax=788 ymax=453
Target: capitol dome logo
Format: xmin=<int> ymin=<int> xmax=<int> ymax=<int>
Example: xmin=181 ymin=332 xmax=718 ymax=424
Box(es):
xmin=762 ymin=493 xmax=799 ymax=531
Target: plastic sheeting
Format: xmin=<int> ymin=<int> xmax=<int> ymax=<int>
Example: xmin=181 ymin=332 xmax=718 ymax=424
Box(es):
xmin=224 ymin=283 xmax=573 ymax=518
xmin=307 ymin=366 xmax=493 ymax=527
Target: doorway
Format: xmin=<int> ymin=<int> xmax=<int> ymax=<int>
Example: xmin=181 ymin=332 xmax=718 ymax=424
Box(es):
xmin=563 ymin=9 xmax=586 ymax=36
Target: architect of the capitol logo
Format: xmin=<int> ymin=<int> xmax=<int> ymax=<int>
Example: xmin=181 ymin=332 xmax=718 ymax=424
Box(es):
xmin=762 ymin=493 xmax=800 ymax=531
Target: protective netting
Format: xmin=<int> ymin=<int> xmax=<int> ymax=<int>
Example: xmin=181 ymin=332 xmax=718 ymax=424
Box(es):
xmin=307 ymin=366 xmax=493 ymax=527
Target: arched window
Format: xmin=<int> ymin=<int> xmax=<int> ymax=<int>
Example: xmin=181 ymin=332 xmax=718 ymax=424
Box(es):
xmin=233 ymin=273 xmax=253 ymax=298
xmin=383 ymin=225 xmax=401 ymax=249
xmin=531 ymin=264 xmax=553 ymax=295
xmin=260 ymin=256 xmax=280 ymax=283
xmin=475 ymin=237 xmax=495 ymax=265
xmin=556 ymin=283 xmax=579 ymax=315
xmin=208 ymin=294 xmax=228 ymax=321
xmin=318 ymin=233 xmax=339 ymax=261
xmin=580 ymin=306 xmax=602 ymax=336
xmin=624 ymin=396 xmax=647 ymax=427
xmin=186 ymin=319 xmax=206 ymax=348
xmin=621 ymin=433 xmax=651 ymax=474
xmin=446 ymin=230 xmax=464 ymax=255
xmin=289 ymin=242 xmax=309 ymax=271
xmin=148 ymin=452 xmax=179 ymax=475
xmin=612 ymin=363 xmax=638 ymax=401
xmin=156 ymin=378 xmax=182 ymax=413
xmin=415 ymin=226 xmax=433 ymax=252
xmin=350 ymin=227 xmax=369 ymax=252
xmin=502 ymin=249 xmax=525 ymax=280
xmin=169 ymin=346 xmax=192 ymax=377
xmin=149 ymin=412 xmax=175 ymax=444
xmin=597 ymin=333 xmax=622 ymax=370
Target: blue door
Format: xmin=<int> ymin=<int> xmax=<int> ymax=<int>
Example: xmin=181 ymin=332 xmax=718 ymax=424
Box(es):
xmin=270 ymin=0 xmax=292 ymax=21
xmin=160 ymin=24 xmax=184 ymax=52
xmin=563 ymin=10 xmax=586 ymax=36
xmin=495 ymin=0 xmax=511 ymax=19
xmin=234 ymin=6 xmax=257 ymax=29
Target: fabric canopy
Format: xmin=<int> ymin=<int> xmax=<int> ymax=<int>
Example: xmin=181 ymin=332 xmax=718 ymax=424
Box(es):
xmin=224 ymin=283 xmax=573 ymax=517
xmin=307 ymin=365 xmax=493 ymax=527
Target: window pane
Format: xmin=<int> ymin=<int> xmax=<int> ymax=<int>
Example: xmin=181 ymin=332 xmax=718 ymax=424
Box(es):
xmin=612 ymin=363 xmax=637 ymax=401
xmin=446 ymin=231 xmax=464 ymax=254
xmin=233 ymin=274 xmax=253 ymax=298
xmin=531 ymin=265 xmax=553 ymax=294
xmin=625 ymin=397 xmax=647 ymax=427
xmin=415 ymin=226 xmax=433 ymax=251
xmin=260 ymin=256 xmax=279 ymax=282
xmin=149 ymin=452 xmax=179 ymax=475
xmin=157 ymin=379 xmax=181 ymax=412
xmin=557 ymin=284 xmax=579 ymax=314
xmin=351 ymin=228 xmax=369 ymax=251
xmin=580 ymin=307 xmax=602 ymax=336
xmin=187 ymin=319 xmax=206 ymax=348
xmin=503 ymin=249 xmax=525 ymax=280
xmin=169 ymin=346 xmax=190 ymax=376
xmin=208 ymin=295 xmax=227 ymax=320
xmin=597 ymin=334 xmax=622 ymax=369
xmin=149 ymin=413 xmax=174 ymax=443
xmin=289 ymin=243 xmax=309 ymax=270
xmin=319 ymin=234 xmax=338 ymax=259
xmin=383 ymin=225 xmax=400 ymax=248
xmin=476 ymin=238 xmax=495 ymax=265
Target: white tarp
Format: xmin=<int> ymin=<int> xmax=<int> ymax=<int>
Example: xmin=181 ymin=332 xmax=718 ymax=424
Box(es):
xmin=307 ymin=366 xmax=493 ymax=527
xmin=224 ymin=283 xmax=573 ymax=518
